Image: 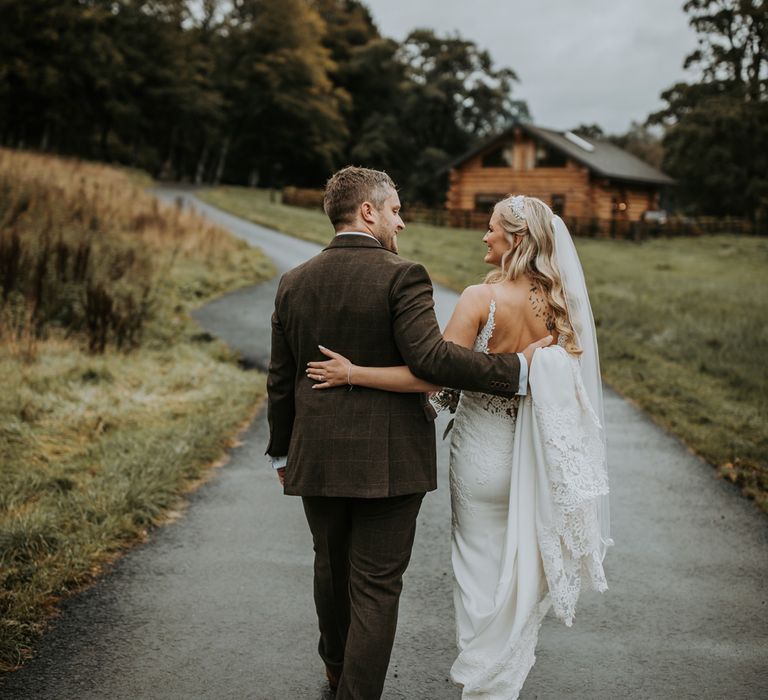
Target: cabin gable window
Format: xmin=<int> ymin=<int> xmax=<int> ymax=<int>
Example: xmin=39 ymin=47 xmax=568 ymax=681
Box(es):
xmin=535 ymin=142 xmax=567 ymax=168
xmin=551 ymin=194 xmax=566 ymax=216
xmin=481 ymin=144 xmax=514 ymax=168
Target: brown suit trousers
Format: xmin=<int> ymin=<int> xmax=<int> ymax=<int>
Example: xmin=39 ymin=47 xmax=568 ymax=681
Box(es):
xmin=266 ymin=235 xmax=521 ymax=698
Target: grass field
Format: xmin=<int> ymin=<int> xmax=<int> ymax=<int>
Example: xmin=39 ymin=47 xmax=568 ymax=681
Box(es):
xmin=200 ymin=186 xmax=768 ymax=513
xmin=0 ymin=154 xmax=274 ymax=672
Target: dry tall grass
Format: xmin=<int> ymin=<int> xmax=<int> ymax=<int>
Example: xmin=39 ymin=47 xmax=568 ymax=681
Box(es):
xmin=0 ymin=149 xmax=272 ymax=353
xmin=0 ymin=150 xmax=274 ymax=673
xmin=0 ymin=148 xmax=246 ymax=261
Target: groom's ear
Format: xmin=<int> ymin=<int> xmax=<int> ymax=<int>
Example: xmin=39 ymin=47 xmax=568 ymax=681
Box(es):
xmin=360 ymin=201 xmax=377 ymax=225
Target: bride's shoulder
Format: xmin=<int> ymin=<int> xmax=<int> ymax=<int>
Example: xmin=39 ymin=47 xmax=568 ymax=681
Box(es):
xmin=454 ymin=285 xmax=498 ymax=322
xmin=445 ymin=284 xmax=495 ymax=342
xmin=458 ymin=283 xmax=495 ymax=306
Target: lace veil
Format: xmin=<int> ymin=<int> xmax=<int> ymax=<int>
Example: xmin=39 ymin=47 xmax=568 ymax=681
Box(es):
xmin=551 ymin=215 xmax=613 ymax=556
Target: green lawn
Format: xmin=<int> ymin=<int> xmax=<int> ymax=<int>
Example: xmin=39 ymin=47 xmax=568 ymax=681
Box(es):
xmin=198 ymin=187 xmax=488 ymax=290
xmin=199 ymin=186 xmax=768 ymax=513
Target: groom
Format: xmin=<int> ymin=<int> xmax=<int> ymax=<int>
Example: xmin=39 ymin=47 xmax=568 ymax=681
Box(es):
xmin=266 ymin=166 xmax=549 ymax=699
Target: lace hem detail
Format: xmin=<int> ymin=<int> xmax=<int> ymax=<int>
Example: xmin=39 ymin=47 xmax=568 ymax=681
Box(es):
xmin=451 ymin=597 xmax=550 ymax=700
xmin=533 ymin=353 xmax=609 ymax=625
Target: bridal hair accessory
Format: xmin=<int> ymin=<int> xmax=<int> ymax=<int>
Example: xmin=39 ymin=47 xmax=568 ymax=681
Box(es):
xmin=509 ymin=195 xmax=527 ymax=220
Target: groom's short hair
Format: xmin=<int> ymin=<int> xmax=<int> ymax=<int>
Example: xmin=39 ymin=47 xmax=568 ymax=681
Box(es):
xmin=323 ymin=166 xmax=396 ymax=228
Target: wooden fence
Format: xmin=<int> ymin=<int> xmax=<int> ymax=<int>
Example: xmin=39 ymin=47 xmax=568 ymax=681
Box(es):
xmin=282 ymin=186 xmax=325 ymax=209
xmin=282 ymin=187 xmax=765 ymax=239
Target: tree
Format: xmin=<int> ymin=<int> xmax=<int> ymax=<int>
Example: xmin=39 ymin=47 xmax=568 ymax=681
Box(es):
xmin=313 ymin=0 xmax=405 ymax=175
xmin=0 ymin=0 xmax=529 ymax=196
xmin=0 ymin=0 xmax=120 ymax=154
xmin=650 ymin=0 xmax=768 ymax=217
xmin=0 ymin=0 xmax=225 ymax=177
xmin=683 ymin=0 xmax=767 ymax=100
xmin=395 ymin=29 xmax=529 ymax=203
xmin=610 ymin=121 xmax=665 ymax=169
xmin=217 ymin=0 xmax=347 ymax=186
xmin=104 ymin=0 xmax=205 ymax=170
xmin=398 ymin=30 xmax=528 ymax=143
xmin=571 ymin=122 xmax=664 ymax=169
xmin=571 ymin=124 xmax=605 ymax=139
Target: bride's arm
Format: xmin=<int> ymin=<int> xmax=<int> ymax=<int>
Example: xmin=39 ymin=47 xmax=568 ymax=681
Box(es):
xmin=308 ymin=347 xmax=438 ymax=392
xmin=307 ymin=287 xmax=485 ymax=392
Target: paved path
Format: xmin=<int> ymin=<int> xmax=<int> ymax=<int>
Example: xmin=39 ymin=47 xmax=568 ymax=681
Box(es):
xmin=2 ymin=189 xmax=767 ymax=699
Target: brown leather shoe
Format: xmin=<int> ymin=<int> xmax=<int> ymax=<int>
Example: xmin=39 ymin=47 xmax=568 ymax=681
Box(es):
xmin=325 ymin=665 xmax=340 ymax=692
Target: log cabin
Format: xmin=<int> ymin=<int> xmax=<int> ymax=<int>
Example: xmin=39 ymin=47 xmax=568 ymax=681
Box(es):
xmin=446 ymin=123 xmax=674 ymax=229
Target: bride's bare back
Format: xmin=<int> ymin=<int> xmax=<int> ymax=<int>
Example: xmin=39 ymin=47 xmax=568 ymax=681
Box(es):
xmin=443 ymin=278 xmax=557 ymax=353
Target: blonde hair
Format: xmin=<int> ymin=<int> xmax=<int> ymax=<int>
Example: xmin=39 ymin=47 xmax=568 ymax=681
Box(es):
xmin=485 ymin=195 xmax=581 ymax=355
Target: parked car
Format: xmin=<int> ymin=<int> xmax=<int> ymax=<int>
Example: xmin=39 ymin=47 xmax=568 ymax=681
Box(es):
xmin=641 ymin=210 xmax=668 ymax=225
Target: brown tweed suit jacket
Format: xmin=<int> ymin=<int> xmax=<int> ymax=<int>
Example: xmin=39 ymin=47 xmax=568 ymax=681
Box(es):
xmin=266 ymin=234 xmax=521 ymax=498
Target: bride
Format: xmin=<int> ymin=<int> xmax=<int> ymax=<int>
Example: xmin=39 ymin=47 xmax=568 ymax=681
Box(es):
xmin=306 ymin=195 xmax=612 ymax=699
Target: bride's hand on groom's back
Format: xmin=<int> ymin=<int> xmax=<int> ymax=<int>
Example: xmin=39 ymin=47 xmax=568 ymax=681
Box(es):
xmin=523 ymin=335 xmax=553 ymax=368
xmin=306 ymin=345 xmax=352 ymax=389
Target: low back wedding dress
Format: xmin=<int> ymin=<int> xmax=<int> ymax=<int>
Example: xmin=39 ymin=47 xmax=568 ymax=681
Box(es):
xmin=446 ymin=216 xmax=612 ymax=699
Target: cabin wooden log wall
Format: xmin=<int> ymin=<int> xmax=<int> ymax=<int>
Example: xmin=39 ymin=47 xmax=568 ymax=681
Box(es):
xmin=446 ymin=124 xmax=672 ymax=228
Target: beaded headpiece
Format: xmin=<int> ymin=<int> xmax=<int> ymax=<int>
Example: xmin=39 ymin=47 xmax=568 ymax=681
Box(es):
xmin=508 ymin=195 xmax=526 ymax=220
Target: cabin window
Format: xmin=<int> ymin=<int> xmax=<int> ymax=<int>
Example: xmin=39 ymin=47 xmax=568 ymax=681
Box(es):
xmin=481 ymin=144 xmax=513 ymax=168
xmin=551 ymin=194 xmax=566 ymax=216
xmin=535 ymin=143 xmax=567 ymax=168
xmin=474 ymin=193 xmax=506 ymax=213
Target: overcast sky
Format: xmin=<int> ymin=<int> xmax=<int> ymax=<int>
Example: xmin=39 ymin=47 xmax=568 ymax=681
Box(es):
xmin=363 ymin=0 xmax=701 ymax=134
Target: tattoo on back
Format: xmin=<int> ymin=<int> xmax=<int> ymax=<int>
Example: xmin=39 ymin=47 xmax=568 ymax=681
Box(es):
xmin=529 ymin=283 xmax=556 ymax=332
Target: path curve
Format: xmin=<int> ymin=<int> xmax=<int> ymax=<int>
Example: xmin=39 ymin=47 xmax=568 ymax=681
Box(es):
xmin=2 ymin=187 xmax=766 ymax=699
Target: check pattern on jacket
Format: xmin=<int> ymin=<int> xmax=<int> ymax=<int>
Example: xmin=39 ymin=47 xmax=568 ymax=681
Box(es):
xmin=266 ymin=235 xmax=521 ymax=498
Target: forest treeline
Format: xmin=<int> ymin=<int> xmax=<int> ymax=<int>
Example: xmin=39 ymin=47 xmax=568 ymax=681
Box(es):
xmin=0 ymin=0 xmax=765 ymax=215
xmin=0 ymin=0 xmax=527 ymax=203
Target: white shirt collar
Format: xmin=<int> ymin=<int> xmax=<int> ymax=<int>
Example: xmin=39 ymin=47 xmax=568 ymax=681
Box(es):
xmin=335 ymin=231 xmax=377 ymax=240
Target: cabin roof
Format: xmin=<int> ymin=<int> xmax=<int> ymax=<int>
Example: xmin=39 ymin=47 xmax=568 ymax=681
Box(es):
xmin=448 ymin=123 xmax=675 ymax=187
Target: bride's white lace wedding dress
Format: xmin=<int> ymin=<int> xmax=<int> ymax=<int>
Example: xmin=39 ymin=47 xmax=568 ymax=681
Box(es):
xmin=447 ymin=299 xmax=610 ymax=700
